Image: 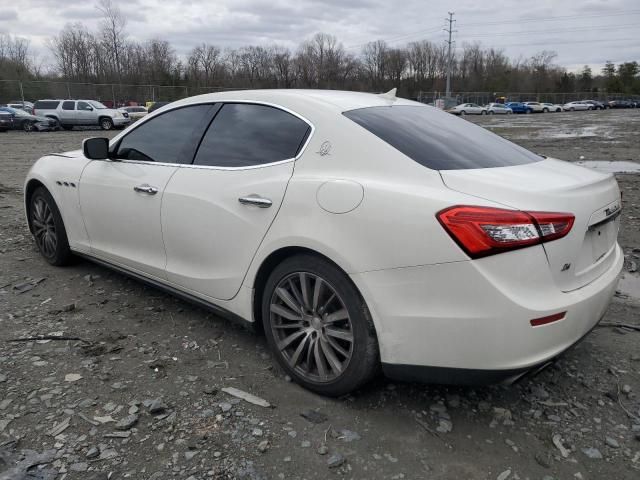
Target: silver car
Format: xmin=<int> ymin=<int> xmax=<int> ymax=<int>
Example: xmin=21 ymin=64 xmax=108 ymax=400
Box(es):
xmin=448 ymin=103 xmax=487 ymax=116
xmin=486 ymin=103 xmax=513 ymax=115
xmin=32 ymin=99 xmax=131 ymax=130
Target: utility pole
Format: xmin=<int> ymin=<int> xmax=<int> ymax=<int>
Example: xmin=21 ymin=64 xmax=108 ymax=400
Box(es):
xmin=444 ymin=11 xmax=456 ymax=98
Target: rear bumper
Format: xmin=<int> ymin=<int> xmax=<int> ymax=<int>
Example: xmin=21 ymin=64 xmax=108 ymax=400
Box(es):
xmin=113 ymin=117 xmax=131 ymax=127
xmin=351 ymin=243 xmax=623 ymax=384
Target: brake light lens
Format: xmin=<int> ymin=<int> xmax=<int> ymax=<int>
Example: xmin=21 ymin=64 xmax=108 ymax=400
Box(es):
xmin=437 ymin=206 xmax=574 ymax=258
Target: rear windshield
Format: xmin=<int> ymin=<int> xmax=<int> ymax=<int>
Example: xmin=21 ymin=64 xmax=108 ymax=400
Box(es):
xmin=344 ymin=105 xmax=541 ymax=170
xmin=34 ymin=101 xmax=60 ymax=110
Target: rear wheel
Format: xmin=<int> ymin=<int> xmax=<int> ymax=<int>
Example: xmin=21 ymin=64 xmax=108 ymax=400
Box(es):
xmin=460 ymin=110 xmax=466 ymax=116
xmin=30 ymin=187 xmax=72 ymax=266
xmin=570 ymin=107 xmax=575 ymax=111
xmin=22 ymin=121 xmax=34 ymax=132
xmin=488 ymin=110 xmax=494 ymax=115
xmin=542 ymin=108 xmax=549 ymax=113
xmin=481 ymin=110 xmax=487 ymax=115
xmin=526 ymin=109 xmax=532 ymax=114
xmin=262 ymin=254 xmax=379 ymax=396
xmin=100 ymin=117 xmax=114 ymax=130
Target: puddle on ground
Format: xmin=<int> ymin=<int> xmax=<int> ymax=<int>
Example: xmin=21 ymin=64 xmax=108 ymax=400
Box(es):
xmin=617 ymin=273 xmax=640 ymax=300
xmin=575 ymin=161 xmax=640 ymax=174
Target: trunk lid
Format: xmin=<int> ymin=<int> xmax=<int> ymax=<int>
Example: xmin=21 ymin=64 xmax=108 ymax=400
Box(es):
xmin=440 ymin=158 xmax=621 ymax=291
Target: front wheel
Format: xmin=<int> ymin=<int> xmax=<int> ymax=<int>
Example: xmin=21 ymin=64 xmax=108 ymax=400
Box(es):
xmin=525 ymin=109 xmax=532 ymax=114
xmin=100 ymin=117 xmax=114 ymax=130
xmin=481 ymin=110 xmax=487 ymax=115
xmin=263 ymin=254 xmax=379 ymax=396
xmin=23 ymin=121 xmax=34 ymax=132
xmin=488 ymin=110 xmax=494 ymax=115
xmin=460 ymin=110 xmax=466 ymax=116
xmin=543 ymin=108 xmax=549 ymax=113
xmin=30 ymin=187 xmax=72 ymax=266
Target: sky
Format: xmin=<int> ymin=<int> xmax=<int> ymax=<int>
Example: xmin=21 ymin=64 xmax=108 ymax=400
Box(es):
xmin=1 ymin=0 xmax=639 ymax=73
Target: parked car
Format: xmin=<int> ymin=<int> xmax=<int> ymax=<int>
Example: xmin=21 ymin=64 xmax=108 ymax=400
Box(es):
xmin=486 ymin=103 xmax=513 ymax=115
xmin=7 ymin=101 xmax=34 ymax=114
xmin=32 ymin=99 xmax=130 ymax=130
xmin=505 ymin=102 xmax=534 ymax=114
xmin=24 ymin=89 xmax=623 ymax=396
xmin=448 ymin=103 xmax=487 ymax=115
xmin=562 ymin=101 xmax=592 ymax=111
xmin=583 ymin=100 xmax=607 ymax=110
xmin=147 ymin=101 xmax=171 ymax=113
xmin=542 ymin=103 xmax=563 ymax=112
xmin=0 ymin=111 xmax=12 ymax=132
xmin=119 ymin=106 xmax=148 ymax=121
xmin=524 ymin=102 xmax=547 ymax=113
xmin=0 ymin=107 xmax=56 ymax=131
xmin=608 ymin=100 xmax=632 ymax=108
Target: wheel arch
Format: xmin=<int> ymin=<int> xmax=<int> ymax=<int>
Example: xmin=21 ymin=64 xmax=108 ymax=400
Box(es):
xmin=250 ymin=246 xmax=369 ymax=334
xmin=24 ymin=178 xmax=47 ymax=233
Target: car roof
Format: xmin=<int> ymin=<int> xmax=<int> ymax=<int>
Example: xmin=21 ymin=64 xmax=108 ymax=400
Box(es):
xmin=169 ymin=89 xmax=418 ymax=114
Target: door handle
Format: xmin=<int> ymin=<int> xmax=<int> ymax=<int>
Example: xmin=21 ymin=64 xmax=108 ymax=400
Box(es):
xmin=238 ymin=194 xmax=272 ymax=208
xmin=134 ymin=184 xmax=158 ymax=195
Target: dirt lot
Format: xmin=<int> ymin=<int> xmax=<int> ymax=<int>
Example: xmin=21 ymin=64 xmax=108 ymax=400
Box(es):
xmin=1 ymin=109 xmax=639 ymax=480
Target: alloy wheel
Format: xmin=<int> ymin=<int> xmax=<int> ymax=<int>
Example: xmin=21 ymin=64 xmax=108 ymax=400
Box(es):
xmin=23 ymin=121 xmax=34 ymax=132
xmin=31 ymin=197 xmax=57 ymax=258
xmin=269 ymin=272 xmax=354 ymax=383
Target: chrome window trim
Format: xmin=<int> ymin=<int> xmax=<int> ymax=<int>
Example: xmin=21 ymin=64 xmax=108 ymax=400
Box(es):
xmin=109 ymin=100 xmax=315 ymax=170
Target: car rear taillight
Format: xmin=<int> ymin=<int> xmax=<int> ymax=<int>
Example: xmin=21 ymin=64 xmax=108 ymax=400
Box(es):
xmin=437 ymin=206 xmax=574 ymax=258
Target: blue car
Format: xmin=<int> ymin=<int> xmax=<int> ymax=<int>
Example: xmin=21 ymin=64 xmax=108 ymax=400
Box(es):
xmin=505 ymin=102 xmax=533 ymax=114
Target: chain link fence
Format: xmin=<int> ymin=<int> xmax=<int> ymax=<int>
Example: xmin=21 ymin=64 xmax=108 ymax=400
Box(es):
xmin=2 ymin=80 xmax=639 ymax=108
xmin=0 ymin=80 xmax=237 ymax=106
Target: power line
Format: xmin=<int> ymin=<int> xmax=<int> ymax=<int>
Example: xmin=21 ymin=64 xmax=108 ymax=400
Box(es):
xmin=343 ymin=9 xmax=640 ymax=50
xmin=457 ymin=23 xmax=638 ymax=40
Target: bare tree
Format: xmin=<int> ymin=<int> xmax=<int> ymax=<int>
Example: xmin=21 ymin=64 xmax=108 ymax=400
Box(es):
xmin=96 ymin=0 xmax=127 ymax=82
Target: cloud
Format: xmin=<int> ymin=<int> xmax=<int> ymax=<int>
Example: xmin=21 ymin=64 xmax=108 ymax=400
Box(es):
xmin=2 ymin=0 xmax=639 ymax=69
xmin=0 ymin=9 xmax=18 ymax=22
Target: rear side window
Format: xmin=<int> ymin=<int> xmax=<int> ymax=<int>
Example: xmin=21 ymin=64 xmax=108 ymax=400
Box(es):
xmin=115 ymin=105 xmax=213 ymax=164
xmin=194 ymin=103 xmax=310 ymax=168
xmin=34 ymin=101 xmax=60 ymax=110
xmin=62 ymin=101 xmax=75 ymax=110
xmin=343 ymin=105 xmax=541 ymax=170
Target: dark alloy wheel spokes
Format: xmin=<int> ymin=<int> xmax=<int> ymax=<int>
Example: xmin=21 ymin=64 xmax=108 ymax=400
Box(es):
xmin=32 ymin=198 xmax=57 ymax=257
xmin=270 ymin=272 xmax=354 ymax=382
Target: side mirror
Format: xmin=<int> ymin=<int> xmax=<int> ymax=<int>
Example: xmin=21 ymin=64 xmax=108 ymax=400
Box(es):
xmin=83 ymin=137 xmax=110 ymax=160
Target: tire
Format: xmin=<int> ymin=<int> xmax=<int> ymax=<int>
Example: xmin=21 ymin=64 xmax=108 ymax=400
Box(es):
xmin=460 ymin=110 xmax=466 ymax=116
xmin=525 ymin=109 xmax=532 ymax=114
xmin=22 ymin=121 xmax=34 ymax=132
xmin=507 ymin=110 xmax=513 ymax=114
xmin=29 ymin=187 xmax=73 ymax=266
xmin=262 ymin=254 xmax=379 ymax=396
xmin=543 ymin=108 xmax=549 ymax=113
xmin=481 ymin=110 xmax=487 ymax=115
xmin=488 ymin=110 xmax=494 ymax=115
xmin=587 ymin=106 xmax=593 ymax=111
xmin=100 ymin=117 xmax=114 ymax=130
xmin=62 ymin=125 xmax=73 ymax=131
xmin=570 ymin=107 xmax=575 ymax=111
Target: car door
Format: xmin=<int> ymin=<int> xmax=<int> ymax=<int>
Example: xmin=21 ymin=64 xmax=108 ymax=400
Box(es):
xmin=76 ymin=101 xmax=97 ymax=125
xmin=78 ymin=104 xmax=215 ymax=279
xmin=162 ymin=102 xmax=312 ymax=301
xmin=59 ymin=100 xmax=76 ymax=125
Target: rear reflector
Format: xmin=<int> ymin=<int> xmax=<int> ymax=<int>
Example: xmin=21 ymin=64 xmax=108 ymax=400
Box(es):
xmin=530 ymin=312 xmax=566 ymax=327
xmin=437 ymin=205 xmax=574 ymax=258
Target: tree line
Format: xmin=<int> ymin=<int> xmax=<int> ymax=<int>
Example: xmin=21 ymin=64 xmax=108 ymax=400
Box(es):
xmin=2 ymin=0 xmax=639 ymax=98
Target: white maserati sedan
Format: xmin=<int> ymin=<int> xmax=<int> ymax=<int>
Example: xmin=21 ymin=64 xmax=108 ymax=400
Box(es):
xmin=24 ymin=89 xmax=623 ymax=396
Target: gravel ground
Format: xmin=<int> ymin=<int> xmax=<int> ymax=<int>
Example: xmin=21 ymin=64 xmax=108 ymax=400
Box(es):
xmin=1 ymin=109 xmax=639 ymax=480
